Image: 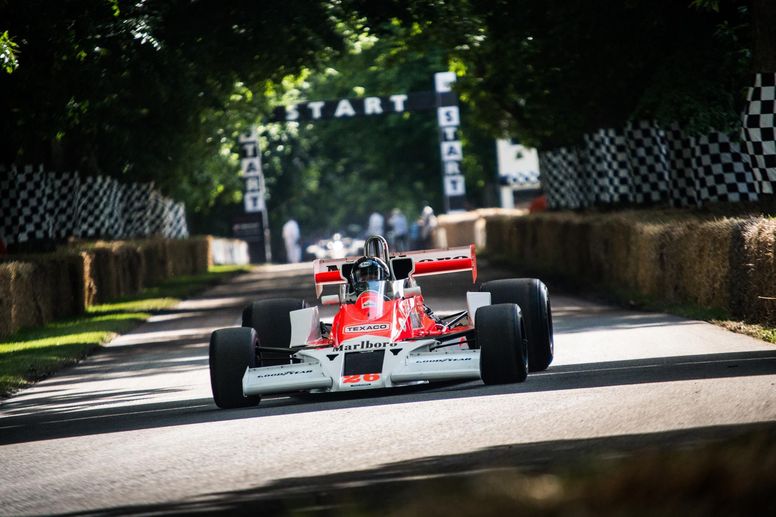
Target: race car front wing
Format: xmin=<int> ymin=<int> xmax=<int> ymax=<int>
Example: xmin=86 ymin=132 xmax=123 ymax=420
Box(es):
xmin=241 ymin=336 xmax=481 ymax=396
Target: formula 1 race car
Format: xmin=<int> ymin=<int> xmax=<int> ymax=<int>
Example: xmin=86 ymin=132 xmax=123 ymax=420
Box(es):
xmin=209 ymin=236 xmax=554 ymax=409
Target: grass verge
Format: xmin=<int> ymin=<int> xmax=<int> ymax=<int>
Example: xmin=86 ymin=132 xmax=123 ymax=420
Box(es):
xmin=0 ymin=264 xmax=250 ymax=398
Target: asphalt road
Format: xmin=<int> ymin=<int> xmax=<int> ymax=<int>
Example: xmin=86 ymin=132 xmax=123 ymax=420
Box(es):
xmin=1 ymin=262 xmax=775 ymax=515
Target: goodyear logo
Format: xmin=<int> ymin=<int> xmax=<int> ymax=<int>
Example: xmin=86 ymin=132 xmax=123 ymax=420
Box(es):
xmin=344 ymin=323 xmax=389 ymax=333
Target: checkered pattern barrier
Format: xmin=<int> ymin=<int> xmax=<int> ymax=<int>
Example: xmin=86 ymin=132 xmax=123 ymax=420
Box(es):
xmin=540 ymin=119 xmax=769 ymax=209
xmin=539 ymin=147 xmax=587 ymax=209
xmin=625 ymin=121 xmax=671 ymax=204
xmin=664 ymin=125 xmax=700 ymax=207
xmin=582 ymin=128 xmax=631 ymax=205
xmin=741 ymin=73 xmax=776 ymax=195
xmin=692 ymin=132 xmax=759 ymax=203
xmin=0 ymin=167 xmax=189 ymax=246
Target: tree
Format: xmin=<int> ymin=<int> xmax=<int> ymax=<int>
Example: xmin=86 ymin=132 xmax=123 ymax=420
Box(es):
xmin=0 ymin=0 xmax=345 ymax=196
xmin=254 ymin=18 xmax=502 ymax=241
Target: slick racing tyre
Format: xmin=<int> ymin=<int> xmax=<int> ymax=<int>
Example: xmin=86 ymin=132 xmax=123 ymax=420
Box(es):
xmin=476 ymin=303 xmax=528 ymax=384
xmin=480 ymin=278 xmax=554 ymax=372
xmin=209 ymin=327 xmax=261 ymax=409
xmin=242 ymin=298 xmax=307 ymax=366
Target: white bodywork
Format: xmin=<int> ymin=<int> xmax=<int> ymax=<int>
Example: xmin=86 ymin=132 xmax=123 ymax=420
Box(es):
xmin=241 ymin=335 xmax=482 ymax=396
xmin=466 ymin=291 xmax=491 ymax=326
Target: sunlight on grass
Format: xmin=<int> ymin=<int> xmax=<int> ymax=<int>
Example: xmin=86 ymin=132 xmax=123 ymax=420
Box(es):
xmin=0 ymin=265 xmax=251 ymax=397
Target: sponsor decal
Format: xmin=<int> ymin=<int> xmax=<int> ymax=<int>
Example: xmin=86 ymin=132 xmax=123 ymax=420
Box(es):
xmin=415 ymin=357 xmax=473 ymax=364
xmin=333 ymin=340 xmax=393 ymax=352
xmin=342 ymin=373 xmax=381 ymax=383
xmin=344 ymin=323 xmax=389 ymax=333
xmin=416 ymin=254 xmax=468 ymax=262
xmin=255 ymin=369 xmax=313 ymax=379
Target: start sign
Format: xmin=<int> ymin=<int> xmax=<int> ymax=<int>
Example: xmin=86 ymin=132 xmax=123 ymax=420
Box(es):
xmin=268 ymin=72 xmax=466 ymax=212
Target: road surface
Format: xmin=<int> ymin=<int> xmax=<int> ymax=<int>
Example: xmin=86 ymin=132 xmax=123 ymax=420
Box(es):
xmin=1 ymin=262 xmax=775 ymax=515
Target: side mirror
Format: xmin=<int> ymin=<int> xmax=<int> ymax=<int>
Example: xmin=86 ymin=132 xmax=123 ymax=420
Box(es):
xmin=404 ymin=286 xmax=422 ymax=298
xmin=321 ymin=294 xmax=340 ymax=305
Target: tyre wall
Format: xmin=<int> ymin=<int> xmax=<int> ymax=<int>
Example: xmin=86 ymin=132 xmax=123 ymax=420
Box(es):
xmin=437 ymin=211 xmax=776 ymax=326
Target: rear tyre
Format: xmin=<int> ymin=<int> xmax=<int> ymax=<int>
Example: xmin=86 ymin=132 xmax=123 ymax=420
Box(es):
xmin=476 ymin=303 xmax=528 ymax=384
xmin=209 ymin=327 xmax=261 ymax=409
xmin=480 ymin=278 xmax=554 ymax=372
xmin=242 ymin=298 xmax=307 ymax=366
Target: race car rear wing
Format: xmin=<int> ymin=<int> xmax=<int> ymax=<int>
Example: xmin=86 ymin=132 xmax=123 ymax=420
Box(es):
xmin=313 ymin=244 xmax=477 ymax=297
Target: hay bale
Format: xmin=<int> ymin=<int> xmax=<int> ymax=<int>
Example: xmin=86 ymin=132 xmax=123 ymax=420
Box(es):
xmin=675 ymin=219 xmax=738 ymax=310
xmin=89 ymin=242 xmax=145 ymax=304
xmin=140 ymin=239 xmax=169 ymax=286
xmin=733 ymin=219 xmax=776 ymax=324
xmin=0 ymin=263 xmax=14 ymax=338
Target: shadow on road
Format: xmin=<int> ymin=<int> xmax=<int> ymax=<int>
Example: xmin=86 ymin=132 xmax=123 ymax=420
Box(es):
xmin=2 ymin=349 xmax=775 ymax=446
xmin=59 ymin=421 xmax=776 ymax=516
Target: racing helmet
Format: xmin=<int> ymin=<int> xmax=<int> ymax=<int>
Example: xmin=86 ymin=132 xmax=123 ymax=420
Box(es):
xmin=349 ymin=256 xmax=391 ymax=293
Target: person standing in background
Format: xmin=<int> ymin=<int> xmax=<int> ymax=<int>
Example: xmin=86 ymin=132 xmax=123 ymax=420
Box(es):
xmin=367 ymin=211 xmax=384 ymax=238
xmin=282 ymin=218 xmax=301 ymax=263
xmin=388 ymin=208 xmax=408 ymax=252
xmin=418 ymin=205 xmax=438 ymax=248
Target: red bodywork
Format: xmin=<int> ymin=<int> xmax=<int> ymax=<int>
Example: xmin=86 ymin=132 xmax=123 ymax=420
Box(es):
xmin=309 ymin=245 xmax=478 ymax=348
xmin=306 ymin=291 xmax=471 ymax=348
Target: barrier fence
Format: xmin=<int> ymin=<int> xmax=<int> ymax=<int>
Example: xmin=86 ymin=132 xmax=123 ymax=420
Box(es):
xmin=0 ymin=165 xmax=188 ymax=246
xmin=539 ymin=73 xmax=776 ymax=209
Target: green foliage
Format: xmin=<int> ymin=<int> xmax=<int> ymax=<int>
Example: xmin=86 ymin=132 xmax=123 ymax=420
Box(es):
xmin=391 ymin=0 xmax=753 ymax=148
xmin=0 ymin=30 xmax=19 ymax=74
xmin=0 ymin=0 xmax=344 ymax=192
xmin=1 ymin=0 xmax=758 ymax=241
xmin=255 ymin=22 xmax=495 ymax=243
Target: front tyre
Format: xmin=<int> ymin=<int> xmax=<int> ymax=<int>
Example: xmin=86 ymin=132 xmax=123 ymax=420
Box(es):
xmin=476 ymin=303 xmax=528 ymax=384
xmin=209 ymin=327 xmax=261 ymax=409
xmin=242 ymin=298 xmax=307 ymax=366
xmin=480 ymin=278 xmax=554 ymax=372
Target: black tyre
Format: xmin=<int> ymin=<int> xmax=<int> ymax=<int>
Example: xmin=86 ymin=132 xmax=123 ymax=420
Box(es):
xmin=209 ymin=327 xmax=261 ymax=409
xmin=242 ymin=298 xmax=307 ymax=366
xmin=480 ymin=278 xmax=554 ymax=372
xmin=476 ymin=303 xmax=528 ymax=384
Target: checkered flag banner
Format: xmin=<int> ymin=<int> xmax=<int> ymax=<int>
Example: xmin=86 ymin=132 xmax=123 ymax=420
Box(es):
xmin=1 ymin=167 xmax=190 ymax=245
xmin=540 ymin=120 xmax=765 ymax=210
xmin=664 ymin=124 xmax=700 ymax=207
xmin=625 ymin=121 xmax=671 ymax=204
xmin=539 ymin=147 xmax=588 ymax=209
xmin=49 ymin=171 xmax=81 ymax=239
xmin=0 ymin=164 xmax=18 ymax=245
xmin=582 ymin=128 xmax=632 ymax=204
xmin=76 ymin=175 xmax=121 ymax=238
xmin=123 ymin=182 xmax=155 ymax=237
xmin=167 ymin=201 xmax=189 ymax=238
xmin=741 ymin=73 xmax=776 ymax=195
xmin=692 ymin=132 xmax=759 ymax=203
xmin=6 ymin=165 xmax=54 ymax=243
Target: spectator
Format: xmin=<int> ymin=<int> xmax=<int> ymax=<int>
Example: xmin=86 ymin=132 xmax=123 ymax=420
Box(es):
xmin=408 ymin=221 xmax=421 ymax=250
xmin=282 ymin=218 xmax=301 ymax=263
xmin=367 ymin=211 xmax=384 ymax=237
xmin=388 ymin=208 xmax=408 ymax=251
xmin=418 ymin=205 xmax=438 ymax=248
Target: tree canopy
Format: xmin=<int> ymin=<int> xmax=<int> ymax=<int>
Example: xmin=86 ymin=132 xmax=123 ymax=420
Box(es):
xmin=1 ymin=0 xmax=767 ymax=239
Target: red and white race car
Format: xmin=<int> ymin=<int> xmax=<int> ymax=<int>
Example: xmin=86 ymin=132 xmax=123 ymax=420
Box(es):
xmin=209 ymin=236 xmax=553 ymax=409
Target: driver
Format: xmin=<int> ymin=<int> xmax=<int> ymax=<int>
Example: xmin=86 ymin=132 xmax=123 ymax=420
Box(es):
xmin=349 ymin=256 xmax=391 ymax=297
